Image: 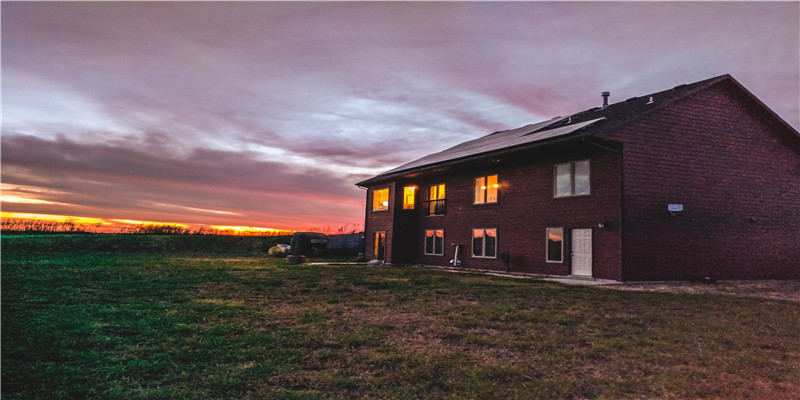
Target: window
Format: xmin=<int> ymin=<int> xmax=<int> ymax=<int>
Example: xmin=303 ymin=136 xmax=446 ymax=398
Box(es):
xmin=474 ymin=175 xmax=498 ymax=204
xmin=403 ymin=186 xmax=416 ymax=209
xmin=546 ymin=227 xmax=564 ymax=263
xmin=555 ymin=160 xmax=590 ymax=197
xmin=372 ymin=188 xmax=389 ymax=211
xmin=374 ymin=231 xmax=386 ymax=261
xmin=426 ymin=183 xmax=446 ymax=215
xmin=424 ymin=229 xmax=444 ymax=255
xmin=472 ymin=228 xmax=497 ymax=258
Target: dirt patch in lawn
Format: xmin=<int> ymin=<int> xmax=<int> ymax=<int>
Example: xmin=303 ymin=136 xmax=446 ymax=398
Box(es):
xmin=598 ymin=280 xmax=800 ymax=302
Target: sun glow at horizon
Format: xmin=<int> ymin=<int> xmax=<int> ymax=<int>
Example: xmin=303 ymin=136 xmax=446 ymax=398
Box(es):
xmin=1 ymin=212 xmax=110 ymax=225
xmin=1 ymin=212 xmax=297 ymax=235
xmin=110 ymin=219 xmax=191 ymax=229
xmin=210 ymin=225 xmax=295 ymax=235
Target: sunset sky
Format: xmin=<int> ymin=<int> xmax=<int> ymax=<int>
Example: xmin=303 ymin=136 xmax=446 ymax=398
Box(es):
xmin=2 ymin=2 xmax=798 ymax=232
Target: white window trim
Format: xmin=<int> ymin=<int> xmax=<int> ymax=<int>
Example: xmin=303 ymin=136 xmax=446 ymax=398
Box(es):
xmin=472 ymin=228 xmax=498 ymax=259
xmin=545 ymin=227 xmax=564 ymax=263
xmin=554 ymin=159 xmax=591 ymax=198
xmin=424 ymin=229 xmax=445 ymax=256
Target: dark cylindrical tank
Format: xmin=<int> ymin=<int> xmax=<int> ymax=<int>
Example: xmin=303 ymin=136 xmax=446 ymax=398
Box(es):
xmin=289 ymin=232 xmax=328 ymax=257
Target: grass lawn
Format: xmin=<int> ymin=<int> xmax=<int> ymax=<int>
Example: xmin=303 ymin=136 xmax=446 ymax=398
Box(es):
xmin=2 ymin=235 xmax=799 ymax=399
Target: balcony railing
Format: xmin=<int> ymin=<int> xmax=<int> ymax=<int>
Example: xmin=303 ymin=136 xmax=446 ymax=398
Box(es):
xmin=425 ymin=199 xmax=446 ymax=216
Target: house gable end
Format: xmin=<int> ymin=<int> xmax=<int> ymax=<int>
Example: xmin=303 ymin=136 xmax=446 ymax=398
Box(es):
xmin=615 ymin=80 xmax=800 ymax=280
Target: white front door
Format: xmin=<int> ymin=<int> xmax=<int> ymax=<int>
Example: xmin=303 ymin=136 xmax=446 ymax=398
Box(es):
xmin=571 ymin=229 xmax=592 ymax=277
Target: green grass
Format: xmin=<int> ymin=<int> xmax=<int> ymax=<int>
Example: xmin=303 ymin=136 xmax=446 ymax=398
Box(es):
xmin=3 ymin=235 xmax=799 ymax=399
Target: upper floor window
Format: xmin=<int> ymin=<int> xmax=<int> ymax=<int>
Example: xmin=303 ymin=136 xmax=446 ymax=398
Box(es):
xmin=426 ymin=183 xmax=446 ymax=215
xmin=474 ymin=175 xmax=498 ymax=204
xmin=472 ymin=228 xmax=497 ymax=258
xmin=555 ymin=160 xmax=590 ymax=197
xmin=372 ymin=188 xmax=389 ymax=211
xmin=424 ymin=229 xmax=444 ymax=255
xmin=403 ymin=186 xmax=416 ymax=209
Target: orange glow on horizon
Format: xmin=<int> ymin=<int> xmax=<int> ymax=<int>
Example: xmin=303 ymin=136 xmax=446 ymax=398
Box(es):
xmin=110 ymin=219 xmax=190 ymax=229
xmin=210 ymin=225 xmax=294 ymax=235
xmin=1 ymin=212 xmax=110 ymax=225
xmin=1 ymin=212 xmax=298 ymax=235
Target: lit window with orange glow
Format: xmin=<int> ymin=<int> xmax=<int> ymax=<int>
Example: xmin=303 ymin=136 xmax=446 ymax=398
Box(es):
xmin=429 ymin=183 xmax=445 ymax=201
xmin=403 ymin=186 xmax=416 ymax=209
xmin=373 ymin=188 xmax=389 ymax=211
xmin=474 ymin=175 xmax=498 ymax=204
xmin=546 ymin=227 xmax=564 ymax=263
xmin=427 ymin=184 xmax=446 ymax=215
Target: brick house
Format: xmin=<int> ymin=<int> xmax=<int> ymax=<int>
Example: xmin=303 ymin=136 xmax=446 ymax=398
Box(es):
xmin=355 ymin=75 xmax=799 ymax=280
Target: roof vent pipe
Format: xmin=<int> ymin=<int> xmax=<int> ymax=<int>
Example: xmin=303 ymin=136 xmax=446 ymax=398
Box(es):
xmin=601 ymin=91 xmax=610 ymax=108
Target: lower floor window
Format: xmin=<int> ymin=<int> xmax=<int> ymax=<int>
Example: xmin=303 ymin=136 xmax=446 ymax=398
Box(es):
xmin=472 ymin=228 xmax=497 ymax=258
xmin=546 ymin=227 xmax=563 ymax=263
xmin=425 ymin=229 xmax=444 ymax=255
xmin=374 ymin=231 xmax=386 ymax=261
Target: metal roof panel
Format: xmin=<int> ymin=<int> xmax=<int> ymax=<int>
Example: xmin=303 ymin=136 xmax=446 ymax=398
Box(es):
xmin=378 ymin=117 xmax=604 ymax=176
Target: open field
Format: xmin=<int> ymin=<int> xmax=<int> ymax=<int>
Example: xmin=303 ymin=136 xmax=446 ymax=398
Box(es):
xmin=3 ymin=235 xmax=799 ymax=399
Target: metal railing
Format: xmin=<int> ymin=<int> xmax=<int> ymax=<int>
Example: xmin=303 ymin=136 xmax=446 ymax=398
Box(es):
xmin=425 ymin=199 xmax=446 ymax=216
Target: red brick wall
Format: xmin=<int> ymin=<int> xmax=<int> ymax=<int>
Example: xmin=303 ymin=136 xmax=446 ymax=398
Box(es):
xmin=615 ymin=81 xmax=800 ymax=280
xmin=362 ymin=79 xmax=798 ymax=280
xmin=365 ymin=143 xmax=624 ymax=279
xmin=364 ymin=182 xmax=395 ymax=262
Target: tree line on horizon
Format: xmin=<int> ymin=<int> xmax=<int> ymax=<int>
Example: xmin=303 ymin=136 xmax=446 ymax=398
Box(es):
xmin=1 ymin=219 xmax=363 ymax=236
xmin=0 ymin=219 xmax=295 ymax=236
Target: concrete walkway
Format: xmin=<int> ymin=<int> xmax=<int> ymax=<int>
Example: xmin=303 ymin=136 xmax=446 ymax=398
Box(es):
xmin=305 ymin=262 xmax=798 ymax=300
xmin=414 ymin=265 xmax=621 ymax=286
xmin=307 ymin=262 xmax=620 ymax=285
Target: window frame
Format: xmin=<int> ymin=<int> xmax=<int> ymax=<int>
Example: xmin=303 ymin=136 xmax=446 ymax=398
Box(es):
xmin=426 ymin=183 xmax=446 ymax=216
xmin=372 ymin=187 xmax=390 ymax=211
xmin=554 ymin=160 xmax=591 ymax=198
xmin=373 ymin=231 xmax=386 ymax=261
xmin=471 ymin=228 xmax=498 ymax=259
xmin=429 ymin=183 xmax=445 ymax=200
xmin=474 ymin=174 xmax=499 ymax=205
xmin=545 ymin=227 xmax=564 ymax=263
xmin=403 ymin=186 xmax=416 ymax=210
xmin=424 ymin=229 xmax=445 ymax=256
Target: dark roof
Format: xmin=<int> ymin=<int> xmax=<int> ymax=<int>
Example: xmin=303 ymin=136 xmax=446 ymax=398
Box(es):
xmin=357 ymin=74 xmax=797 ymax=187
xmin=377 ymin=116 xmax=605 ymax=177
